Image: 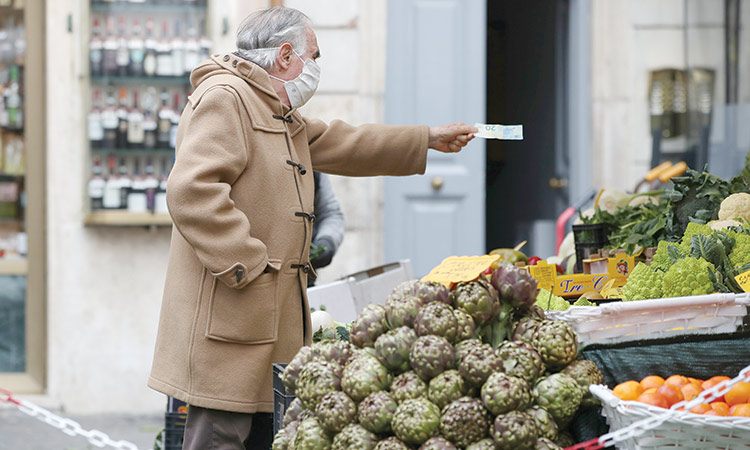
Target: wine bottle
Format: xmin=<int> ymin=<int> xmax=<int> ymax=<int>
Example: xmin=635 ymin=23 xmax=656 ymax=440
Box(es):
xmin=143 ymin=17 xmax=157 ymax=77
xmin=157 ymin=89 xmax=172 ymax=148
xmin=116 ymin=87 xmax=129 ymax=149
xmin=89 ymin=89 xmax=104 ymax=149
xmin=90 ymin=17 xmax=104 ymax=77
xmin=127 ymin=90 xmax=145 ymax=148
xmin=128 ymin=19 xmax=145 ymax=77
xmin=101 ymin=90 xmax=119 ymax=149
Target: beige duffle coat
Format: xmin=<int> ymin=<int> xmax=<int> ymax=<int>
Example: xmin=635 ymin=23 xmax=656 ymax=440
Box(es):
xmin=147 ymin=53 xmax=429 ymax=413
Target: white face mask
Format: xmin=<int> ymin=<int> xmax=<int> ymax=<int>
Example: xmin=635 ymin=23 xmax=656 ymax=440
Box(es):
xmin=269 ymin=50 xmax=320 ymax=109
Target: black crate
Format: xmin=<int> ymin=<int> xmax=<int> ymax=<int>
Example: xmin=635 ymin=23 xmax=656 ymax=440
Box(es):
xmin=164 ymin=411 xmax=187 ymax=450
xmin=572 ymin=223 xmax=610 ymax=244
xmin=575 ymin=242 xmax=605 ymax=273
xmin=272 ymin=363 xmax=295 ymax=437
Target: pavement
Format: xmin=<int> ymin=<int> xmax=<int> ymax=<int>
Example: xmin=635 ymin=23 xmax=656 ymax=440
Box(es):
xmin=0 ymin=406 xmax=164 ymax=450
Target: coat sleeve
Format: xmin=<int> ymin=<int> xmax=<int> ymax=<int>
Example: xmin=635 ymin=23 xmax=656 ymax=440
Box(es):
xmin=166 ymin=86 xmax=269 ymax=289
xmin=304 ymin=118 xmax=429 ymax=177
xmin=311 ymin=172 xmax=345 ymax=251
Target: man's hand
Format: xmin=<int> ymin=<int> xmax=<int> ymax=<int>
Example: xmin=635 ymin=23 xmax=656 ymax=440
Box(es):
xmin=428 ymin=123 xmax=479 ymax=153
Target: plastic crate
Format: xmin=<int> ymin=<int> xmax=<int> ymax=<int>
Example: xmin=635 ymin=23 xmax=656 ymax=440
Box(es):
xmin=546 ymin=293 xmax=750 ymax=347
xmin=164 ymin=411 xmax=187 ymax=450
xmin=273 ymin=363 xmax=295 ymax=437
xmin=590 ymin=383 xmax=750 ymax=449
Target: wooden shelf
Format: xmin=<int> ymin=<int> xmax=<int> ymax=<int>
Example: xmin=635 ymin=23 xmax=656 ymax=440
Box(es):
xmin=0 ymin=257 xmax=27 ymax=275
xmin=84 ymin=210 xmax=172 ymax=227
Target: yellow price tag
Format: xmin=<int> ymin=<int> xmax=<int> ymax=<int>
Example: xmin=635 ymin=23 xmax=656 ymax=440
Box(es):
xmin=735 ymin=270 xmax=750 ymax=293
xmin=421 ymin=255 xmax=500 ymax=287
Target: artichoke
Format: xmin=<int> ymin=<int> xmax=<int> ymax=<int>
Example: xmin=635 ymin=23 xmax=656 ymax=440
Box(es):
xmin=281 ymin=346 xmax=314 ymax=395
xmin=512 ymin=317 xmax=541 ymax=345
xmin=272 ymin=427 xmax=290 ymax=450
xmin=419 ymin=437 xmax=457 ymax=449
xmin=386 ymin=280 xmax=421 ymax=305
xmin=533 ymin=373 xmax=583 ymax=427
xmin=561 ymin=359 xmax=604 ymax=408
xmin=427 ymin=369 xmax=469 ymax=410
xmin=293 ymin=417 xmax=333 ymax=450
xmin=532 ymin=320 xmax=578 ymax=370
xmin=374 ymin=326 xmax=418 ymax=373
xmin=453 ymin=338 xmax=483 ymax=366
xmin=412 ymin=281 xmax=453 ymax=306
xmin=375 ymin=437 xmax=412 ymax=450
xmin=452 ymin=277 xmax=500 ymax=326
xmin=527 ymin=405 xmax=558 ymax=441
xmin=312 ymin=339 xmax=354 ymax=369
xmin=409 ymin=335 xmax=455 ymax=381
xmin=480 ymin=372 xmax=532 ymax=416
xmin=295 ymin=360 xmax=342 ymax=411
xmin=555 ymin=431 xmax=576 ymax=448
xmin=284 ymin=420 xmax=301 ymax=448
xmin=358 ymin=391 xmax=398 ymax=434
xmin=392 ymin=397 xmax=441 ymax=446
xmin=331 ymin=424 xmax=379 ymax=450
xmin=497 ymin=341 xmax=545 ymax=384
xmin=341 ymin=353 xmax=393 ymax=402
xmin=491 ymin=410 xmax=539 ymax=450
xmin=535 ymin=437 xmax=563 ymax=450
xmin=453 ymin=309 xmax=477 ymax=342
xmin=282 ymin=397 xmax=305 ymax=427
xmin=351 ymin=303 xmax=388 ymax=348
xmin=457 ymin=343 xmax=502 ymax=388
xmin=490 ymin=264 xmax=539 ymax=309
xmin=386 ymin=295 xmax=422 ymax=329
xmin=315 ymin=391 xmax=357 ymax=434
xmin=390 ymin=370 xmax=428 ymax=403
xmin=466 ymin=438 xmax=495 ymax=450
xmin=414 ymin=302 xmax=458 ymax=342
xmin=439 ymin=397 xmax=490 ymax=448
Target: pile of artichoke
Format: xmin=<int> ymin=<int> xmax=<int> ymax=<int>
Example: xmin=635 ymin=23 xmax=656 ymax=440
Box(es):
xmin=274 ymin=266 xmax=602 ymax=450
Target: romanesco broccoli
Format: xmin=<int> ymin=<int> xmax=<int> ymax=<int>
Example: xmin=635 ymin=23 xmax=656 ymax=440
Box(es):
xmin=572 ymin=297 xmax=595 ymax=306
xmin=535 ymin=288 xmax=570 ymax=311
xmin=622 ymin=262 xmax=665 ymax=301
xmin=651 ymin=240 xmax=684 ymax=271
xmin=662 ymin=257 xmax=715 ymax=298
xmin=679 ymin=223 xmax=714 ymax=254
xmin=729 ymin=233 xmax=750 ymax=269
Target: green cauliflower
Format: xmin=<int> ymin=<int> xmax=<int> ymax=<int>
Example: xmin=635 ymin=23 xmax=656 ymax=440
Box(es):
xmin=729 ymin=233 xmax=750 ymax=269
xmin=662 ymin=257 xmax=715 ymax=298
xmin=621 ymin=262 xmax=665 ymax=301
xmin=572 ymin=297 xmax=595 ymax=306
xmin=651 ymin=240 xmax=684 ymax=271
xmin=534 ymin=288 xmax=569 ymax=311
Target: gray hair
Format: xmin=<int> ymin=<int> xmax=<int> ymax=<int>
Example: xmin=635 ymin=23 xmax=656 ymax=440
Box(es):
xmin=236 ymin=7 xmax=311 ymax=70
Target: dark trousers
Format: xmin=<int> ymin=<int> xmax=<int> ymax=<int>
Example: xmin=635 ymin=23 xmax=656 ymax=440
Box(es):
xmin=183 ymin=405 xmax=274 ymax=450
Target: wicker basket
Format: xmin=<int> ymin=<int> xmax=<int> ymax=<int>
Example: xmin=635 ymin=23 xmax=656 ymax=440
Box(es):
xmin=546 ymin=293 xmax=750 ymax=347
xmin=590 ymin=384 xmax=750 ymax=449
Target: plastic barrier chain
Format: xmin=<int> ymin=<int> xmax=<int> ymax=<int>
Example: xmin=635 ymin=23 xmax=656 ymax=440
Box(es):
xmin=0 ymin=387 xmax=144 ymax=450
xmin=565 ymin=363 xmax=750 ymax=450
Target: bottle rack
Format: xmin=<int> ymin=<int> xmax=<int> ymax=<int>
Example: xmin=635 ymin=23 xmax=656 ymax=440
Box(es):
xmin=85 ymin=0 xmax=211 ymax=226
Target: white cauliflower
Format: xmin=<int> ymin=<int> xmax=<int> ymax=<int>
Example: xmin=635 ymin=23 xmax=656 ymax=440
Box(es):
xmin=718 ymin=192 xmax=750 ymax=223
xmin=707 ymin=219 xmax=743 ymax=230
xmin=596 ymin=189 xmax=632 ymax=214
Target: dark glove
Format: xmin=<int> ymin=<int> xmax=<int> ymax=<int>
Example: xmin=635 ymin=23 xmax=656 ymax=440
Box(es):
xmin=310 ymin=236 xmax=335 ymax=270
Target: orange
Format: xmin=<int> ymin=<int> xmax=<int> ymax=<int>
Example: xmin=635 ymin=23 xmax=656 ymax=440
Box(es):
xmin=613 ymin=380 xmax=644 ymax=401
xmin=656 ymin=383 xmax=684 ymax=407
xmin=643 ymin=387 xmax=657 ymax=395
xmin=729 ymin=403 xmax=750 ymax=417
xmin=687 ymin=377 xmax=704 ymax=388
xmin=710 ymin=402 xmax=730 ymax=416
xmin=640 ymin=375 xmax=665 ymax=391
xmin=702 ymin=376 xmax=732 ymax=403
xmin=665 ymin=375 xmax=690 ymax=389
xmin=637 ymin=391 xmax=669 ymax=409
xmin=681 ymin=383 xmax=701 ymax=402
xmin=690 ymin=404 xmax=711 ymax=414
xmin=725 ymin=382 xmax=750 ymax=406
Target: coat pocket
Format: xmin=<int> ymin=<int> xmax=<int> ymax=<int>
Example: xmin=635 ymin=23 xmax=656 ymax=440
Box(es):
xmin=204 ymin=260 xmax=281 ymax=344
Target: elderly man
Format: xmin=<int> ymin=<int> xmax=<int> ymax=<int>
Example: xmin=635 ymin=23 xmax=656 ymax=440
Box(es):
xmin=148 ymin=6 xmax=476 ymax=449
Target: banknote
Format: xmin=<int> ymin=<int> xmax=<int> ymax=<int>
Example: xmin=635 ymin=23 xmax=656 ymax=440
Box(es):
xmin=473 ymin=123 xmax=523 ymax=140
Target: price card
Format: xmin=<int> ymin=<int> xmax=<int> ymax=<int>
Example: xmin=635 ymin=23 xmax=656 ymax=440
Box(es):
xmin=474 ymin=123 xmax=523 ymax=140
xmin=421 ymin=255 xmax=501 ymax=287
xmin=736 ymin=270 xmax=750 ymax=293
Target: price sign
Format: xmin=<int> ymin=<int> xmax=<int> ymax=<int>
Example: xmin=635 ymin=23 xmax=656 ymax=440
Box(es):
xmin=421 ymin=255 xmax=501 ymax=287
xmin=736 ymin=270 xmax=750 ymax=293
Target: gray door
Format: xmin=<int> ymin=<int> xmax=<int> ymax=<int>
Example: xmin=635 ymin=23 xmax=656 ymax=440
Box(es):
xmin=383 ymin=0 xmax=487 ymax=278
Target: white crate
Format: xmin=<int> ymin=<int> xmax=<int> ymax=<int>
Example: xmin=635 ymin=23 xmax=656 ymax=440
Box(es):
xmin=306 ymin=260 xmax=414 ymax=323
xmin=546 ymin=293 xmax=750 ymax=347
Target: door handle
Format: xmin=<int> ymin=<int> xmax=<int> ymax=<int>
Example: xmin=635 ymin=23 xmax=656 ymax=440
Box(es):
xmin=549 ymin=177 xmax=568 ymax=189
xmin=431 ymin=176 xmax=444 ymax=191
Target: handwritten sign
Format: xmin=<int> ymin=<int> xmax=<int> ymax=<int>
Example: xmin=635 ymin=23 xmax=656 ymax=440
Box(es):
xmin=736 ymin=270 xmax=750 ymax=293
xmin=422 ymin=255 xmax=500 ymax=286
